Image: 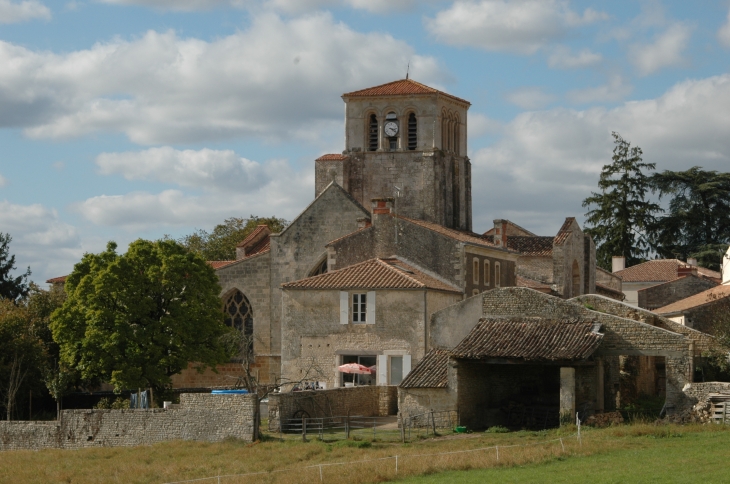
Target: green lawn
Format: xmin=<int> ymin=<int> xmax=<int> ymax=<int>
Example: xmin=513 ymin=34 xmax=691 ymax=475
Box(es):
xmin=402 ymin=429 xmax=730 ymax=483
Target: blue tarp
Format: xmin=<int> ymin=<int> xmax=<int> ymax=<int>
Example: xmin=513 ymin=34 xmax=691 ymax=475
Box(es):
xmin=211 ymin=390 xmax=249 ymax=394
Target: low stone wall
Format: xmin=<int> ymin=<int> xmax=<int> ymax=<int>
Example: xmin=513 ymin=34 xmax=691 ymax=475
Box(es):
xmin=662 ymin=382 xmax=730 ymax=423
xmin=0 ymin=393 xmax=257 ymax=451
xmin=268 ymin=386 xmax=397 ymax=431
xmin=397 ymin=387 xmax=456 ymax=418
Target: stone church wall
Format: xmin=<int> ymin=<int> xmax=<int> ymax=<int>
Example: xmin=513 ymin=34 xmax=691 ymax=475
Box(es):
xmin=0 ymin=394 xmax=257 ymax=451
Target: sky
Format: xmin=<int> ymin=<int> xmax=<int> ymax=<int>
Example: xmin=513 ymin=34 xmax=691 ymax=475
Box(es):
xmin=2 ymin=0 xmax=730 ymax=286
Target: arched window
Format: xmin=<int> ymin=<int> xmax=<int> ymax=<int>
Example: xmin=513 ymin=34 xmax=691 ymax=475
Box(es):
xmin=495 ymin=262 xmax=501 ymax=288
xmin=571 ymin=260 xmax=581 ymax=297
xmin=223 ymin=290 xmax=253 ymax=353
xmin=368 ymin=114 xmax=378 ymax=151
xmin=407 ymin=112 xmax=417 ymax=150
xmin=309 ymin=257 xmax=328 ymax=277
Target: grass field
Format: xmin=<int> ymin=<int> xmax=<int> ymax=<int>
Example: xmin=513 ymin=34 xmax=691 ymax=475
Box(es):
xmin=0 ymin=423 xmax=728 ymax=484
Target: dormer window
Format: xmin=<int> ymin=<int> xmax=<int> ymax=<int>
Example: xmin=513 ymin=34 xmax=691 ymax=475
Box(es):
xmin=407 ymin=112 xmax=417 ymax=150
xmin=368 ymin=114 xmax=378 ymax=151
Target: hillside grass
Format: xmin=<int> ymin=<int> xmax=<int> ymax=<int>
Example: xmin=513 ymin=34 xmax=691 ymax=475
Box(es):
xmin=0 ymin=423 xmax=728 ymax=483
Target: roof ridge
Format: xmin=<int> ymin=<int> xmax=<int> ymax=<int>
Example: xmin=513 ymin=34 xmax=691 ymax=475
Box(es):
xmin=379 ymin=258 xmax=427 ymax=288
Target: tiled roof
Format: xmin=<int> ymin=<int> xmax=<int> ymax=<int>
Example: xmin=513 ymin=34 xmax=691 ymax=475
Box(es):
xmin=46 ymin=275 xmax=67 ymax=284
xmin=615 ymin=259 xmax=720 ymax=283
xmin=507 ymin=236 xmax=554 ymax=256
xmin=517 ymin=276 xmax=552 ymax=293
xmin=397 ymin=216 xmax=510 ymax=251
xmin=282 ymin=258 xmax=461 ymax=292
xmin=399 ymin=349 xmax=449 ymax=389
xmin=245 ymin=238 xmax=270 ymax=257
xmin=553 ymin=218 xmax=576 ymax=245
xmin=654 ymin=285 xmax=730 ymax=315
xmin=451 ymin=318 xmax=603 ymax=361
xmin=342 ymin=79 xmax=470 ymax=106
xmin=208 ymin=260 xmax=236 ymax=269
xmin=315 ymin=154 xmax=348 ymax=162
xmin=236 ymin=224 xmax=269 ymax=248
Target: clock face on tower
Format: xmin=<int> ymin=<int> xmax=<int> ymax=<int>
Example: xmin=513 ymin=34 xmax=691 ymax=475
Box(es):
xmin=384 ymin=121 xmax=398 ymax=137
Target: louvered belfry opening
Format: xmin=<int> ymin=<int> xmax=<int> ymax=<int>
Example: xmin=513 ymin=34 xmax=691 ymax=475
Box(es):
xmin=368 ymin=114 xmax=378 ymax=151
xmin=407 ymin=112 xmax=417 ymax=150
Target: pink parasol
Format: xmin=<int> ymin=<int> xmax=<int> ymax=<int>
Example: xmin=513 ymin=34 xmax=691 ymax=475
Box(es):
xmin=338 ymin=363 xmax=374 ymax=374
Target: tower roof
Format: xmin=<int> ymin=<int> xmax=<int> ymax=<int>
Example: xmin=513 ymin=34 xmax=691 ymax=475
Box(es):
xmin=342 ymin=79 xmax=470 ymax=106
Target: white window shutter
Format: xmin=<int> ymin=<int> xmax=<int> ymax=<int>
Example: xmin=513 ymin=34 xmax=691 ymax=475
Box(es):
xmin=339 ymin=291 xmax=349 ymax=324
xmin=377 ymin=355 xmax=388 ymax=386
xmin=366 ymin=291 xmax=376 ymax=324
xmin=403 ymin=355 xmax=412 ymax=378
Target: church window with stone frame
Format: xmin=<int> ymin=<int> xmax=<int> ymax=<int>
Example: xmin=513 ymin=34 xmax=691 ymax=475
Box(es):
xmin=484 ymin=260 xmax=490 ymax=286
xmin=368 ymin=114 xmax=378 ymax=151
xmin=495 ymin=262 xmax=501 ymax=288
xmin=407 ymin=112 xmax=417 ymax=150
xmin=472 ymin=258 xmax=479 ymax=284
xmin=223 ymin=290 xmax=254 ymax=355
xmin=352 ymin=293 xmax=367 ymax=323
xmin=309 ymin=257 xmax=328 ymax=277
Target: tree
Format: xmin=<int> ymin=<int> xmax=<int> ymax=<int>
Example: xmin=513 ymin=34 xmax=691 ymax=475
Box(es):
xmin=50 ymin=239 xmax=234 ymax=397
xmin=0 ymin=233 xmax=31 ymax=301
xmin=650 ymin=167 xmax=730 ymax=270
xmin=177 ymin=216 xmax=288 ymax=261
xmin=0 ymin=299 xmax=45 ymax=420
xmin=583 ymin=132 xmax=662 ymax=270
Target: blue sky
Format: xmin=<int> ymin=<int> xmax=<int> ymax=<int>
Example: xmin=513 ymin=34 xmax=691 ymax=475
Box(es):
xmin=2 ymin=0 xmax=730 ymax=285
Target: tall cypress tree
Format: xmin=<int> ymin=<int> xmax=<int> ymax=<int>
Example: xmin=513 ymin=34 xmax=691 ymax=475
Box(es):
xmin=583 ymin=132 xmax=661 ymax=270
xmin=0 ymin=233 xmax=30 ymax=302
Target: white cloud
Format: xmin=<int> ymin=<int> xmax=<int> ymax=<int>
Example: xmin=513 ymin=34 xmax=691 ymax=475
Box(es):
xmin=425 ymin=0 xmax=607 ymax=54
xmin=0 ymin=13 xmax=444 ymax=145
xmin=548 ymin=46 xmax=602 ymax=69
xmin=96 ymin=147 xmax=269 ymax=192
xmin=469 ymin=74 xmax=730 ymax=234
xmin=718 ymin=9 xmax=730 ymax=48
xmin=98 ymin=0 xmax=238 ymax=11
xmin=629 ymin=23 xmax=692 ymax=76
xmin=75 ymin=159 xmax=313 ymax=230
xmin=98 ymin=0 xmax=431 ymax=13
xmin=505 ymin=87 xmax=555 ymax=109
xmin=566 ymin=76 xmax=632 ymax=104
xmin=0 ymin=0 xmax=50 ymax=23
xmin=468 ymin=113 xmax=503 ymax=140
xmin=0 ymin=200 xmax=82 ymax=284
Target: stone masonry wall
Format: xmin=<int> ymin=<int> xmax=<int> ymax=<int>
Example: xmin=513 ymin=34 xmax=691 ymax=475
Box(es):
xmin=267 ymin=386 xmax=397 ymax=431
xmin=0 ymin=393 xmax=257 ymax=451
xmin=638 ymin=275 xmax=717 ymax=311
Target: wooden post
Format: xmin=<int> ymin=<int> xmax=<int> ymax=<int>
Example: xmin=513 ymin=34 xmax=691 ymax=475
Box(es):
xmin=430 ymin=410 xmax=436 ymax=435
xmin=400 ymin=416 xmax=405 ymax=443
xmin=302 ymin=417 xmax=307 ymax=442
xmin=345 ymin=415 xmax=350 ymax=439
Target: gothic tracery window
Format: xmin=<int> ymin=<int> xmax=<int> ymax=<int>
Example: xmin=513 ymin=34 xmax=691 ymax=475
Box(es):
xmin=224 ymin=290 xmax=254 ymax=354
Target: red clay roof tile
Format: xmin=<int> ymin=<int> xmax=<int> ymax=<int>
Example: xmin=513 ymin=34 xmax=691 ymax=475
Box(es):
xmin=343 ymin=79 xmax=470 ymax=106
xmin=282 ymin=258 xmax=460 ymax=292
xmin=399 ymin=349 xmax=449 ymax=388
xmin=315 ymin=154 xmax=348 ymax=161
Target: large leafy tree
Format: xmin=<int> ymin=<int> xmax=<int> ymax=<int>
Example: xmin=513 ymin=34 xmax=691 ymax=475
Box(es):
xmin=0 ymin=233 xmax=31 ymax=301
xmin=177 ymin=215 xmax=287 ymax=261
xmin=51 ymin=239 xmax=233 ymax=396
xmin=650 ymin=167 xmax=730 ymax=270
xmin=583 ymin=132 xmax=661 ymax=270
xmin=0 ymin=299 xmax=45 ymax=420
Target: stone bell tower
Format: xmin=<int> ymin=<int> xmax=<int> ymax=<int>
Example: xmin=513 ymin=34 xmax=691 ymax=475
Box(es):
xmin=314 ymin=79 xmax=472 ymax=231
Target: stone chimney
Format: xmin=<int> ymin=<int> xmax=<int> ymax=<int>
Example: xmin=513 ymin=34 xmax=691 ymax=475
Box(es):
xmin=492 ymin=219 xmax=508 ymax=247
xmin=357 ymin=217 xmax=371 ymax=229
xmin=612 ymin=256 xmax=625 ymax=273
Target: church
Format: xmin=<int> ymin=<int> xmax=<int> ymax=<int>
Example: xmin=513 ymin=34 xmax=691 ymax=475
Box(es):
xmin=172 ymin=78 xmax=605 ymax=391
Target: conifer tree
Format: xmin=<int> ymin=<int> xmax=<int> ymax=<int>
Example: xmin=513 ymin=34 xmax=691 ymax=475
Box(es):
xmin=0 ymin=233 xmax=30 ymax=302
xmin=583 ymin=132 xmax=661 ymax=270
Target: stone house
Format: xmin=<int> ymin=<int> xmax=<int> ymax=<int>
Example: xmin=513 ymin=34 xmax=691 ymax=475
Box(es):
xmin=655 ymin=284 xmax=730 ymax=333
xmin=400 ymin=287 xmax=714 ymax=428
xmin=612 ymin=258 xmax=720 ymax=308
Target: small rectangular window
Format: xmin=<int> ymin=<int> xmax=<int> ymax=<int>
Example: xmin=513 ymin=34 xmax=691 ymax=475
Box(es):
xmin=495 ymin=262 xmax=501 ymax=288
xmin=352 ymin=293 xmax=367 ymax=323
xmin=472 ymin=258 xmax=479 ymax=284
xmin=484 ymin=260 xmax=490 ymax=286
